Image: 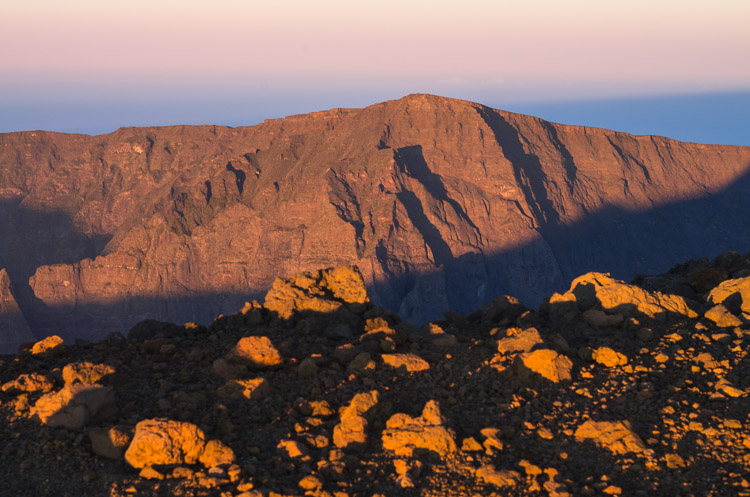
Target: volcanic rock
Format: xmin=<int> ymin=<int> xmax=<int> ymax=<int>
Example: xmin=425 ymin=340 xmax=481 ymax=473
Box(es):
xmin=514 ymin=349 xmax=573 ymax=383
xmin=704 ymin=304 xmax=743 ymax=328
xmin=548 ymin=272 xmax=698 ymax=321
xmin=497 ymin=327 xmax=544 ymax=354
xmin=264 ymin=266 xmax=369 ymax=320
xmin=707 ymin=275 xmax=750 ymax=314
xmin=30 ymin=383 xmax=117 ymax=430
xmin=62 ymin=362 xmax=116 ymax=385
xmin=574 ymin=420 xmax=652 ymax=456
xmin=382 ymin=400 xmax=456 ymax=457
xmin=1 ymin=372 xmax=55 ymax=395
xmin=381 ymin=353 xmax=430 ymax=372
xmin=226 ymin=336 xmax=282 ymax=369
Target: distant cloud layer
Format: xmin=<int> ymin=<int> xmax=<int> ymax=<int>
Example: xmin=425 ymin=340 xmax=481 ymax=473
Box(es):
xmin=1 ymin=0 xmax=748 ymax=138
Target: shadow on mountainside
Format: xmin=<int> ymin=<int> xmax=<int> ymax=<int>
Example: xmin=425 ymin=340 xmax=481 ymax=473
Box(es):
xmin=2 ymin=162 xmax=750 ymax=351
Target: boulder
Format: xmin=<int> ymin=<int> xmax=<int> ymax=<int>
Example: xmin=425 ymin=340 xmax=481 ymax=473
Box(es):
xmin=1 ymin=372 xmax=55 ymax=395
xmin=707 ymin=275 xmax=750 ymax=314
xmin=333 ymin=390 xmax=379 ymax=449
xmin=382 ymin=401 xmax=456 ymax=457
xmin=548 ymin=272 xmax=697 ymax=321
xmin=704 ymin=304 xmax=743 ymax=328
xmin=62 ymin=362 xmax=116 ymax=385
xmin=574 ymin=420 xmax=652 ymax=456
xmin=30 ymin=335 xmax=65 ymax=356
xmin=496 ymin=327 xmax=543 ymax=355
xmin=514 ymin=349 xmax=573 ymax=383
xmin=476 ymin=464 xmax=520 ymax=488
xmin=592 ymin=347 xmax=628 ymax=368
xmin=264 ymin=266 xmax=369 ymax=319
xmin=124 ymin=418 xmax=235 ymax=469
xmin=381 ymin=353 xmax=430 ymax=372
xmin=31 ymin=383 xmax=117 ymax=430
xmin=226 ymin=336 xmax=282 ymax=369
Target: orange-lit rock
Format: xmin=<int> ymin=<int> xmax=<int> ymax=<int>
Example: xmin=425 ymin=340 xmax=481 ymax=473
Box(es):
xmin=381 ymin=353 xmax=430 ymax=372
xmin=592 ymin=347 xmax=628 ymax=368
xmin=30 ymin=335 xmax=65 ymax=356
xmin=1 ymin=372 xmax=55 ymax=395
xmin=199 ymin=439 xmax=236 ymax=467
xmin=549 ymin=272 xmax=698 ymax=321
xmin=574 ymin=420 xmax=652 ymax=456
xmin=31 ymin=383 xmax=117 ymax=430
xmin=226 ymin=336 xmax=282 ymax=369
xmin=497 ymin=327 xmax=543 ymax=355
xmin=708 ymin=275 xmax=750 ymax=314
xmin=333 ymin=390 xmax=379 ymax=449
xmin=62 ymin=362 xmax=116 ymax=385
xmin=264 ymin=266 xmax=369 ymax=319
xmin=382 ymin=401 xmax=456 ymax=457
xmin=514 ymin=349 xmax=573 ymax=383
xmin=704 ymin=304 xmax=743 ymax=328
xmin=124 ymin=419 xmax=206 ymax=468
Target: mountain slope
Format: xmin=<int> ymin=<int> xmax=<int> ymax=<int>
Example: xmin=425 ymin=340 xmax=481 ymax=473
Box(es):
xmin=1 ymin=94 xmax=749 ymax=349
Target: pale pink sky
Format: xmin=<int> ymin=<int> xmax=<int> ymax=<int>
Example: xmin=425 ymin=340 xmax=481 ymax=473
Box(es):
xmin=1 ymin=0 xmax=749 ymax=137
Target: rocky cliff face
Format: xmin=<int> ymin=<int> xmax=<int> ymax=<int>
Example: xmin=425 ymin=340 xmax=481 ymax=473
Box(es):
xmin=1 ymin=94 xmax=750 ymax=350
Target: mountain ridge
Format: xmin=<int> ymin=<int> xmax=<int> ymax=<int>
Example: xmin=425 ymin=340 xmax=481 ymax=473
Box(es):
xmin=1 ymin=94 xmax=750 ymax=352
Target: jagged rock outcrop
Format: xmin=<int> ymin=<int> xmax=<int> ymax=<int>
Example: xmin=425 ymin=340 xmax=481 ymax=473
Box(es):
xmin=2 ymin=94 xmax=750 ymax=346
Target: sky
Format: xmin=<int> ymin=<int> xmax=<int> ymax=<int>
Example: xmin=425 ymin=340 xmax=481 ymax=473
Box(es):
xmin=1 ymin=0 xmax=749 ymax=145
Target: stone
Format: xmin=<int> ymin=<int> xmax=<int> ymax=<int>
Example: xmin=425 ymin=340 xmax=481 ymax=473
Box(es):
xmin=333 ymin=391 xmax=379 ymax=449
xmin=333 ymin=415 xmax=369 ymax=449
xmin=496 ymin=327 xmax=543 ymax=354
xmin=62 ymin=362 xmax=116 ymax=385
xmin=30 ymin=383 xmax=117 ymax=430
xmin=199 ymin=439 xmax=236 ymax=467
xmin=381 ymin=353 xmax=430 ymax=372
xmin=704 ymin=304 xmax=743 ymax=328
xmin=226 ymin=336 xmax=282 ymax=369
xmin=1 ymin=372 xmax=55 ymax=395
xmin=218 ymin=378 xmax=271 ymax=400
xmin=30 ymin=335 xmax=65 ymax=356
xmin=548 ymin=272 xmax=698 ymax=321
xmin=88 ymin=425 xmax=133 ymax=459
xmin=264 ymin=266 xmax=369 ymax=319
xmin=514 ymin=349 xmax=573 ymax=383
xmin=124 ymin=419 xmax=206 ymax=468
xmin=708 ymin=275 xmax=750 ymax=314
xmin=277 ymin=439 xmax=309 ymax=458
xmin=574 ymin=420 xmax=652 ymax=456
xmin=341 ymin=390 xmax=379 ymax=419
xmin=382 ymin=401 xmax=456 ymax=457
xmin=475 ymin=464 xmax=520 ymax=488
xmin=592 ymin=347 xmax=628 ymax=367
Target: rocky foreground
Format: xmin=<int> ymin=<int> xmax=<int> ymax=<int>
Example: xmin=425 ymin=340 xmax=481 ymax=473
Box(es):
xmin=2 ymin=255 xmax=750 ymax=497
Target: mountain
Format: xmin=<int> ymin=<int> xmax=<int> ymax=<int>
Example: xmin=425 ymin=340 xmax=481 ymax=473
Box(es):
xmin=1 ymin=94 xmax=750 ymax=351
